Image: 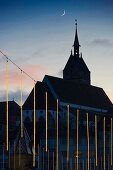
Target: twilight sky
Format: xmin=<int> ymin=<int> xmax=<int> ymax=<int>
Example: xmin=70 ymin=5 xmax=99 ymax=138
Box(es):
xmin=0 ymin=0 xmax=113 ymax=104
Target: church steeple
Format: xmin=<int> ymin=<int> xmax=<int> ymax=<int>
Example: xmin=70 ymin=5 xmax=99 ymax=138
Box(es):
xmin=63 ymin=20 xmax=91 ymax=85
xmin=73 ymin=20 xmax=80 ymax=57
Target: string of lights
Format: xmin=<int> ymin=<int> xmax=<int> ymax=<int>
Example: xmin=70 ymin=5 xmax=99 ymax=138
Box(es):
xmin=0 ymin=50 xmax=113 ymax=169
xmin=0 ymin=49 xmax=36 ymax=167
xmin=0 ymin=50 xmax=36 ymax=83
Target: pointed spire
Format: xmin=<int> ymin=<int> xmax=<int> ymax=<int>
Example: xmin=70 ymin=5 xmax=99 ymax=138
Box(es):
xmin=73 ymin=19 xmax=80 ymax=57
xmin=74 ymin=19 xmax=79 ymax=46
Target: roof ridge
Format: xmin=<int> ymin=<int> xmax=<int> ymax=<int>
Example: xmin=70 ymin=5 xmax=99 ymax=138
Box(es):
xmin=45 ymin=74 xmax=103 ymax=89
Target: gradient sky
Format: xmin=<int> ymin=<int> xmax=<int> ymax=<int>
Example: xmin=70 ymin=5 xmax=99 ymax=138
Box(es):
xmin=0 ymin=0 xmax=113 ymax=104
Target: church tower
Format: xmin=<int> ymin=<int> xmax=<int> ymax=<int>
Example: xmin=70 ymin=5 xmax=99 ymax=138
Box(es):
xmin=63 ymin=20 xmax=91 ymax=85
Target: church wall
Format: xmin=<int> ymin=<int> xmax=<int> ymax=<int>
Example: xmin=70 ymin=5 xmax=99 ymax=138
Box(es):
xmin=23 ymin=109 xmax=58 ymax=128
xmin=63 ymin=64 xmax=90 ymax=85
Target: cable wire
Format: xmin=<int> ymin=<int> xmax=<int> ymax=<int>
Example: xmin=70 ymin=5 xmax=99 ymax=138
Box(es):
xmin=0 ymin=50 xmax=36 ymax=82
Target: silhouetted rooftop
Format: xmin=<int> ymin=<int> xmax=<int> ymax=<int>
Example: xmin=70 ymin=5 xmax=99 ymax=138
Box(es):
xmin=44 ymin=75 xmax=112 ymax=110
xmin=63 ymin=55 xmax=90 ymax=73
xmin=23 ymin=81 xmax=57 ymax=110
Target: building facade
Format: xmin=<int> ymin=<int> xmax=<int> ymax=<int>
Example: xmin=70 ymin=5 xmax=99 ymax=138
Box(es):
xmin=22 ymin=22 xmax=113 ymax=170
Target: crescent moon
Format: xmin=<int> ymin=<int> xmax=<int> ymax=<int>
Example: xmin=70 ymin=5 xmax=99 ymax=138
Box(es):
xmin=61 ymin=10 xmax=65 ymax=16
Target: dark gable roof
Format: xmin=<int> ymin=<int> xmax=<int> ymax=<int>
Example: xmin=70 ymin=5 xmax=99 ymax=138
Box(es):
xmin=23 ymin=81 xmax=57 ymax=110
xmin=63 ymin=55 xmax=90 ymax=73
xmin=44 ymin=75 xmax=112 ymax=110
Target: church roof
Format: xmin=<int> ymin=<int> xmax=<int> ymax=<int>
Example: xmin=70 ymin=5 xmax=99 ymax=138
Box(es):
xmin=74 ymin=26 xmax=79 ymax=46
xmin=63 ymin=54 xmax=90 ymax=73
xmin=23 ymin=81 xmax=57 ymax=110
xmin=44 ymin=75 xmax=112 ymax=110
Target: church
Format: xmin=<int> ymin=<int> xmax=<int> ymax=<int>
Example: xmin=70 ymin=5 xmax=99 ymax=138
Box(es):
xmin=22 ymin=22 xmax=112 ymax=170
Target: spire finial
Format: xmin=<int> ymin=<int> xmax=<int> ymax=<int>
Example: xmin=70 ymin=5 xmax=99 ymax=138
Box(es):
xmin=73 ymin=19 xmax=80 ymax=57
xmin=75 ymin=19 xmax=77 ymax=29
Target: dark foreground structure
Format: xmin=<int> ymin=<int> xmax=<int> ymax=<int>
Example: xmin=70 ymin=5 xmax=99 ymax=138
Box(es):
xmin=0 ymin=22 xmax=113 ymax=170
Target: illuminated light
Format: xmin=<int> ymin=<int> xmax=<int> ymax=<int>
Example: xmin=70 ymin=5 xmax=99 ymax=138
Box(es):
xmin=67 ymin=105 xmax=69 ymax=162
xmin=95 ymin=115 xmax=98 ymax=166
xmin=111 ymin=118 xmax=112 ymax=166
xmin=104 ymin=117 xmax=105 ymax=170
xmin=38 ymin=144 xmax=39 ymax=168
xmin=87 ymin=113 xmax=89 ymax=170
xmin=6 ymin=60 xmax=8 ymax=151
xmin=46 ymin=92 xmax=47 ymax=152
xmin=76 ymin=155 xmax=79 ymax=158
xmin=21 ymin=71 xmax=23 ymax=138
xmin=53 ymin=152 xmax=54 ymax=170
xmin=9 ymin=142 xmax=10 ymax=169
xmin=75 ymin=151 xmax=81 ymax=158
xmin=62 ymin=154 xmax=63 ymax=170
xmin=43 ymin=148 xmax=44 ymax=170
xmin=77 ymin=109 xmax=79 ymax=170
xmin=33 ymin=82 xmax=36 ymax=167
xmin=48 ymin=149 xmax=49 ymax=170
xmin=56 ymin=99 xmax=59 ymax=170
